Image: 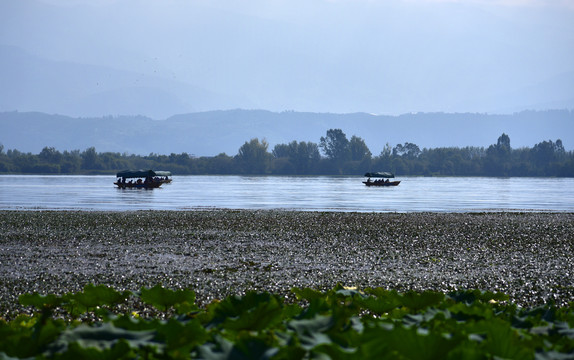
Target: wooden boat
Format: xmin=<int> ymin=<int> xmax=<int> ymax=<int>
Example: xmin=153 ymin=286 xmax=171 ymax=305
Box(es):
xmin=363 ymin=179 xmax=401 ymax=187
xmin=114 ymin=169 xmax=167 ymax=189
xmin=363 ymin=171 xmax=400 ymax=187
xmin=154 ymin=171 xmax=172 ymax=184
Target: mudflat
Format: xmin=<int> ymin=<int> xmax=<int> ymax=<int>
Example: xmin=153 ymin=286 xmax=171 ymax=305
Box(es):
xmin=1 ymin=210 xmax=573 ymax=317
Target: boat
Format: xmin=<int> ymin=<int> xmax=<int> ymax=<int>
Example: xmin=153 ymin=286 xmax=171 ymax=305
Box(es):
xmin=114 ymin=169 xmax=167 ymax=189
xmin=154 ymin=171 xmax=172 ymax=184
xmin=363 ymin=171 xmax=401 ymax=187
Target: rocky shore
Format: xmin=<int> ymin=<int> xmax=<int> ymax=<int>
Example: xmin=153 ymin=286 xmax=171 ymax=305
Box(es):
xmin=1 ymin=210 xmax=573 ymax=317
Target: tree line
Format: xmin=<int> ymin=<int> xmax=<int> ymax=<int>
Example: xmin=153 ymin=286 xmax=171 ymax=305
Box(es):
xmin=0 ymin=130 xmax=572 ymax=177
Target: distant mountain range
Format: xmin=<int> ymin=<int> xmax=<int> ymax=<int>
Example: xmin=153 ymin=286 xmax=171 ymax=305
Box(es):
xmin=2 ymin=1 xmax=574 ymax=118
xmin=2 ymin=44 xmax=574 ymax=121
xmin=0 ymin=45 xmax=236 ymax=120
xmin=1 ymin=109 xmax=573 ymax=156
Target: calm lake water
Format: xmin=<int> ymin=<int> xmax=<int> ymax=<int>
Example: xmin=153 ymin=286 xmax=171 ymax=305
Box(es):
xmin=1 ymin=175 xmax=573 ymax=212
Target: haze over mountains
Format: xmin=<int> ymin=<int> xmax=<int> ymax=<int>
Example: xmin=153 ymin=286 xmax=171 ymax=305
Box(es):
xmin=1 ymin=110 xmax=572 ymax=156
xmin=2 ymin=0 xmax=574 ymax=118
xmin=1 ymin=0 xmax=573 ymax=155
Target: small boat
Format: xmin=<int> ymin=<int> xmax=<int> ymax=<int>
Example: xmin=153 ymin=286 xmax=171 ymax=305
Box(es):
xmin=363 ymin=179 xmax=401 ymax=187
xmin=363 ymin=171 xmax=400 ymax=187
xmin=114 ymin=169 xmax=167 ymax=189
xmin=154 ymin=171 xmax=172 ymax=184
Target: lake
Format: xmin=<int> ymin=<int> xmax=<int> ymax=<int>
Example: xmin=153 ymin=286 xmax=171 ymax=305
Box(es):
xmin=1 ymin=175 xmax=573 ymax=212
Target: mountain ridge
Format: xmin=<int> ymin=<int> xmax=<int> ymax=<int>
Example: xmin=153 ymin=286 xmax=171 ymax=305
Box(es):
xmin=1 ymin=109 xmax=573 ymax=156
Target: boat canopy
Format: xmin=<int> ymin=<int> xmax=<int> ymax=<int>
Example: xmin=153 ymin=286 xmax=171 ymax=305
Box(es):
xmin=116 ymin=169 xmax=161 ymax=178
xmin=364 ymin=172 xmax=395 ymax=178
xmin=154 ymin=171 xmax=171 ymax=177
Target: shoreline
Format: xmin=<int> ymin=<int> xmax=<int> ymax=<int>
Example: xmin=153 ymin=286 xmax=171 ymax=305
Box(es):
xmin=1 ymin=210 xmax=573 ymax=317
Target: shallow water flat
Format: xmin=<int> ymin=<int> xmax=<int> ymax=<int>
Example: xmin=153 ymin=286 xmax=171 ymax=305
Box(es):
xmin=1 ymin=175 xmax=573 ymax=212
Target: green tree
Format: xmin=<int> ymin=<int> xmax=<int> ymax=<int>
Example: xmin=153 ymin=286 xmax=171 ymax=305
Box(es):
xmin=61 ymin=150 xmax=82 ymax=173
xmin=393 ymin=142 xmax=421 ymax=159
xmin=319 ymin=128 xmax=350 ymax=170
xmin=530 ymin=139 xmax=565 ymax=165
xmin=348 ymin=135 xmax=371 ymax=161
xmin=235 ymin=138 xmax=271 ymax=174
xmin=81 ymin=147 xmax=101 ymax=170
xmin=379 ymin=143 xmax=392 ymax=159
xmin=39 ymin=147 xmax=62 ymax=163
xmin=485 ymin=133 xmax=512 ymax=176
xmin=295 ymin=141 xmax=320 ymax=174
xmin=272 ymin=141 xmax=320 ymax=174
xmin=209 ymin=153 xmax=236 ymax=174
xmin=272 ymin=143 xmax=292 ymax=159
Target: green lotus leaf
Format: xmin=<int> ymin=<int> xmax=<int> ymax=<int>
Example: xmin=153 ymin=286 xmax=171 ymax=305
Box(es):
xmin=400 ymin=291 xmax=445 ymax=311
xmin=291 ymin=287 xmax=326 ymax=302
xmin=0 ymin=317 xmax=65 ymax=358
xmin=52 ymin=339 xmax=133 ymax=360
xmin=66 ymin=284 xmax=130 ymax=312
xmin=197 ymin=334 xmax=278 ymax=360
xmin=140 ymin=285 xmax=196 ymax=313
xmin=448 ymin=290 xmax=509 ymax=305
xmin=555 ymin=322 xmax=574 ymax=339
xmin=535 ymin=350 xmax=574 ymax=360
xmin=355 ymin=295 xmax=402 ymax=315
xmin=155 ymin=318 xmax=208 ymax=351
xmin=48 ymin=323 xmax=158 ymax=354
xmin=18 ymin=293 xmax=63 ymax=310
xmin=288 ymin=315 xmax=334 ymax=350
xmin=208 ymin=292 xmax=283 ymax=331
xmin=360 ymin=322 xmax=456 ymax=360
xmin=449 ymin=302 xmax=495 ymax=322
xmin=466 ymin=318 xmax=533 ymax=359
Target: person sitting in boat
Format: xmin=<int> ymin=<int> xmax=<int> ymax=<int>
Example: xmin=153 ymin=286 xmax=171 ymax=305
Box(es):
xmin=367 ymin=178 xmax=372 ymax=183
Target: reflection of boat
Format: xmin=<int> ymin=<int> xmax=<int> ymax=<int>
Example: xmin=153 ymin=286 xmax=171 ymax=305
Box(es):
xmin=114 ymin=170 xmax=170 ymax=189
xmin=363 ymin=171 xmax=400 ymax=187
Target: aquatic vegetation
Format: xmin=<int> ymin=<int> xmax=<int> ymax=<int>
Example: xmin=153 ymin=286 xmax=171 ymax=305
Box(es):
xmin=1 ymin=210 xmax=574 ymax=318
xmin=1 ymin=285 xmax=574 ymax=359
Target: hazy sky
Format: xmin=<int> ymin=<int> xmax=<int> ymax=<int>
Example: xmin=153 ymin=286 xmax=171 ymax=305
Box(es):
xmin=1 ymin=0 xmax=573 ymax=117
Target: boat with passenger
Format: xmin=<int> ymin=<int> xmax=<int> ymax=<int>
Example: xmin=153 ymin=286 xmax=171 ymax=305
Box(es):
xmin=114 ymin=169 xmax=169 ymax=189
xmin=154 ymin=171 xmax=172 ymax=184
xmin=363 ymin=172 xmax=401 ymax=187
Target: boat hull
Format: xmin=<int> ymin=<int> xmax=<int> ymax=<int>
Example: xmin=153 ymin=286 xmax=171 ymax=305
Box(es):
xmin=114 ymin=182 xmax=162 ymax=189
xmin=363 ymin=180 xmax=401 ymax=187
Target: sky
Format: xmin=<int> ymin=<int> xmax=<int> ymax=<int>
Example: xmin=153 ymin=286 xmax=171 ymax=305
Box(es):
xmin=1 ymin=0 xmax=573 ymax=118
